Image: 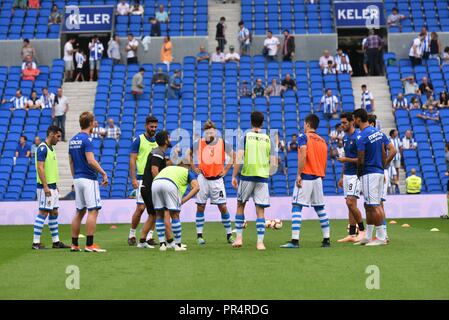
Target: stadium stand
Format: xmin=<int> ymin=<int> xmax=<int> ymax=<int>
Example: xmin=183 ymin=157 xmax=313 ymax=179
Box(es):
xmin=384 ymin=52 xmax=448 ymax=193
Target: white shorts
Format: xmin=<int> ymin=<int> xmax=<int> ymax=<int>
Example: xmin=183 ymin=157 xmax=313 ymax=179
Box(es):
xmin=292 ymin=178 xmax=325 ymax=207
xmin=37 ymin=188 xmax=59 ymax=211
xmin=392 ymin=159 xmax=401 ymax=169
xmin=360 ymin=173 xmax=384 ymax=206
xmin=136 ymin=179 xmax=144 ymax=205
xmin=74 ymin=178 xmax=102 ymax=211
xmin=343 ymin=175 xmax=361 ymax=199
xmin=196 ymin=174 xmax=227 ymax=205
xmin=64 ymin=60 xmax=74 ymax=71
xmin=152 ymin=179 xmax=181 ymax=212
xmin=237 ymin=180 xmax=270 ymax=207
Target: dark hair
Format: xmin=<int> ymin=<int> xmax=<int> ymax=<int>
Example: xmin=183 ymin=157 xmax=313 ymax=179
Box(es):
xmin=20 ymin=135 xmax=27 ymax=141
xmin=445 ymin=47 xmax=449 ymax=53
xmin=23 ymin=38 xmax=30 ymax=44
xmin=220 ymin=17 xmax=226 ymax=21
xmin=166 ymin=36 xmax=170 ymax=41
xmin=216 ymin=46 xmax=221 ymax=51
xmin=368 ymin=114 xmax=377 ymax=126
xmin=335 ymin=124 xmax=340 ymax=129
xmin=305 ymin=113 xmax=320 ymax=130
xmin=139 ymin=67 xmax=145 ymax=72
xmin=389 ymin=129 xmax=397 ymax=137
xmin=392 ymin=7 xmax=398 ymax=12
xmin=155 ymin=130 xmax=169 ymax=147
xmin=340 ymin=112 xmax=354 ymax=122
xmin=238 ymin=21 xmax=244 ymax=26
xmin=79 ymin=111 xmax=94 ymax=129
xmin=47 ymin=125 xmax=62 ymax=136
xmin=353 ymin=108 xmax=368 ymax=122
xmin=146 ymin=115 xmax=158 ymax=124
xmin=251 ymin=111 xmax=264 ymax=128
xmin=292 ymin=133 xmax=297 ymax=137
xmin=361 ymin=84 xmax=367 ymax=88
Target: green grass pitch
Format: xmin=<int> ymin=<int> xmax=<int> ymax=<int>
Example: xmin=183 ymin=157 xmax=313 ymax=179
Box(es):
xmin=0 ymin=218 xmax=448 ymax=300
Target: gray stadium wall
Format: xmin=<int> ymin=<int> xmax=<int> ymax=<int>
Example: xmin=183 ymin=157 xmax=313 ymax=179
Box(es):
xmin=0 ymin=39 xmax=61 ymax=67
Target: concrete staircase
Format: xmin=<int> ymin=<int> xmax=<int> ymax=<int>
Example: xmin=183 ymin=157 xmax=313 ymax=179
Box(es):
xmin=207 ymin=0 xmax=241 ymax=54
xmin=55 ymin=82 xmax=97 ymax=196
xmin=351 ymin=76 xmax=406 ymax=193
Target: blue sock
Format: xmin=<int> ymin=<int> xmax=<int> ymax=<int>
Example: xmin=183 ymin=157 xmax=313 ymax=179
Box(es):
xmin=195 ymin=212 xmax=205 ymax=235
xmin=235 ymin=214 xmax=245 ymax=236
xmin=33 ymin=214 xmax=46 ymax=243
xmin=221 ymin=212 xmax=232 ymax=235
xmin=172 ymin=219 xmax=182 ymax=244
xmin=256 ymin=218 xmax=265 ymax=243
xmin=48 ymin=215 xmax=60 ymax=243
xmin=156 ymin=218 xmax=166 ymax=243
xmin=315 ymin=206 xmax=330 ymax=239
xmin=292 ymin=205 xmax=303 ymax=241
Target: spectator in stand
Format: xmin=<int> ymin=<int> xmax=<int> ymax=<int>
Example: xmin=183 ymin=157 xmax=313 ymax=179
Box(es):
xmin=275 ymin=131 xmax=286 ymax=152
xmin=334 ymin=48 xmax=349 ymax=66
xmin=52 ymin=88 xmax=69 ymax=141
xmin=360 ymin=84 xmax=374 ymax=113
xmin=336 ymin=56 xmax=353 ymax=75
xmin=215 ymin=17 xmax=226 ymax=52
xmin=322 ymin=60 xmax=336 ymax=75
xmin=126 ymin=33 xmax=139 ymax=65
xmin=282 ymin=29 xmax=295 ymax=61
xmin=63 ymin=37 xmax=75 ymax=82
xmin=28 ymin=0 xmax=40 ymax=9
xmin=409 ymin=33 xmax=424 ymax=67
xmin=281 ymin=74 xmax=297 ymax=92
xmin=2 ymin=89 xmax=28 ymax=111
xmin=15 ymin=136 xmax=31 ymax=158
xmin=361 ymin=36 xmax=369 ymax=75
xmin=168 ymin=69 xmax=182 ymax=99
xmin=107 ymin=34 xmax=121 ymax=65
xmin=319 ymin=89 xmax=339 ymax=119
xmin=22 ymin=62 xmax=40 ymax=81
xmin=116 ymin=0 xmax=130 ymax=16
xmin=21 ymin=39 xmax=36 ymax=62
xmin=418 ymin=77 xmax=434 ymax=97
xmin=417 ymin=104 xmax=440 ymax=121
xmin=160 ymin=36 xmax=173 ymax=71
xmin=252 ymin=78 xmax=265 ymax=98
xmin=287 ymin=134 xmax=298 ymax=152
xmin=149 ymin=17 xmax=161 ymax=37
xmin=74 ymin=48 xmax=86 ymax=82
xmin=12 ymin=0 xmax=26 ymax=10
xmin=329 ymin=123 xmax=344 ymax=146
xmin=263 ymin=31 xmax=280 ymax=62
xmin=106 ymin=118 xmax=121 ymax=140
xmin=21 ymin=55 xmax=36 ymax=70
xmin=49 ymin=4 xmax=62 ymax=24
xmin=410 ymin=96 xmax=421 ymax=109
xmin=442 ymin=47 xmax=449 ymax=66
xmin=225 ymin=45 xmax=240 ymax=63
xmin=421 ymin=26 xmax=431 ymax=61
xmin=364 ymin=29 xmax=384 ymax=76
xmin=401 ymin=76 xmax=420 ymax=95
xmin=30 ymin=136 xmax=41 ymax=157
xmin=423 ymin=95 xmax=438 ymax=109
xmin=91 ymin=120 xmax=106 ymax=139
xmin=319 ymin=50 xmax=334 ymax=70
xmin=264 ymin=78 xmax=283 ymax=97
xmin=401 ymin=130 xmax=417 ymax=150
xmin=429 ymin=32 xmax=441 ymax=62
xmin=405 ymin=168 xmax=422 ymax=194
xmin=88 ymin=35 xmax=104 ymax=81
xmin=389 ymin=129 xmax=402 ymax=194
xmin=238 ymin=80 xmax=251 ymax=98
xmin=132 ymin=67 xmax=145 ymax=100
xmin=151 ymin=67 xmax=169 ymax=85
xmin=27 ymin=90 xmax=42 ymax=109
xmin=40 ymin=87 xmax=55 ymax=109
xmin=439 ymin=91 xmax=449 ymax=108
xmin=155 ymin=4 xmax=169 ymax=23
xmin=392 ymin=93 xmax=408 ymax=111
xmin=238 ymin=21 xmax=251 ymax=56
xmin=211 ymin=46 xmax=225 ymax=63
xmin=196 ymin=45 xmax=210 ymax=63
xmin=387 ymin=7 xmax=406 ymax=31
xmin=130 ymin=0 xmax=144 ymax=15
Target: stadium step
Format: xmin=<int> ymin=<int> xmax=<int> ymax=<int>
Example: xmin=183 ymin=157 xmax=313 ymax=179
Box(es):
xmin=207 ymin=0 xmax=241 ymax=53
xmin=55 ymin=82 xmax=97 ymax=196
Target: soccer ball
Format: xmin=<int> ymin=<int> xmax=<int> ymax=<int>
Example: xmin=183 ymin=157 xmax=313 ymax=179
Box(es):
xmin=264 ymin=219 xmax=273 ymax=228
xmin=271 ymin=219 xmax=283 ymax=230
xmin=242 ymin=220 xmax=248 ymax=229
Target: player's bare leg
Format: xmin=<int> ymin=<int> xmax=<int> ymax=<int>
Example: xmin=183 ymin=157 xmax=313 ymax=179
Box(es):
xmin=255 ymin=205 xmax=266 ymax=250
xmin=128 ymin=204 xmax=145 ymax=246
xmin=218 ymin=204 xmax=234 ymax=243
xmin=71 ymin=209 xmax=85 ymax=251
xmin=85 ymin=209 xmax=106 ymax=252
xmin=232 ymin=201 xmax=246 ymax=248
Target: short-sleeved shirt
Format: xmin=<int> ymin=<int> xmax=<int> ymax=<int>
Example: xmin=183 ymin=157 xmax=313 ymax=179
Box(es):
xmin=422 ymin=109 xmax=440 ymax=120
xmin=142 ymin=147 xmax=167 ymax=188
xmin=356 ymin=126 xmax=390 ymax=176
xmin=160 ymin=41 xmax=173 ymax=62
xmin=321 ymin=95 xmax=339 ymax=114
xmin=197 ymin=51 xmax=209 ymax=61
xmin=54 ymin=95 xmax=68 ymax=116
xmin=16 ymin=143 xmax=31 ymax=157
xmin=64 ymin=42 xmax=73 ymax=62
xmin=69 ymin=132 xmax=97 ymax=180
xmin=156 ymin=11 xmax=168 ymax=22
xmin=264 ymin=37 xmax=280 ymax=56
xmin=409 ymin=38 xmax=422 ymax=57
xmin=126 ymin=39 xmax=139 ymax=58
xmin=343 ymin=129 xmax=360 ymax=175
xmin=288 ymin=140 xmax=298 ymax=151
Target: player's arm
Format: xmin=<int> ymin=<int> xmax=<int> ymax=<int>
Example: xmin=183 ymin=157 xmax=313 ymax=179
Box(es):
xmin=129 ymin=153 xmax=138 ymax=188
xmin=69 ymin=154 xmax=74 ymax=178
xmin=37 ymin=159 xmax=51 ymax=196
xmin=181 ymin=179 xmax=200 ymax=205
xmin=86 ymin=152 xmax=108 ymax=186
xmin=356 ymin=150 xmax=365 ymax=178
xmin=338 ymin=162 xmax=345 ymax=188
xmin=222 ymin=144 xmax=234 ymax=177
xmin=384 ymin=142 xmax=397 ymax=168
xmin=296 ymin=145 xmax=307 ymax=187
xmin=232 ymin=149 xmax=244 ymax=189
xmin=337 ymin=156 xmax=358 ymax=164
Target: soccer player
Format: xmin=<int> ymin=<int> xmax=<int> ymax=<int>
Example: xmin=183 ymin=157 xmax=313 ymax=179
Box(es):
xmin=32 ymin=126 xmax=70 ymax=250
xmin=138 ymin=130 xmax=176 ymax=248
xmin=152 ymin=159 xmax=199 ymax=251
xmin=69 ymin=111 xmax=109 ymax=252
xmin=281 ymin=113 xmax=331 ymax=249
xmin=193 ymin=120 xmax=234 ymax=245
xmin=337 ymin=113 xmax=366 ymax=243
xmin=231 ymin=111 xmax=277 ymax=250
xmin=128 ymin=115 xmax=159 ymax=246
xmin=353 ymin=109 xmax=396 ymax=246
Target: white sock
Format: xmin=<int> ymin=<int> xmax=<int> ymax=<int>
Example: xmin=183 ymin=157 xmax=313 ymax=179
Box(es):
xmin=375 ymin=226 xmax=386 ymax=241
xmin=365 ymin=225 xmax=374 ymax=240
xmin=146 ymin=230 xmax=154 ymax=240
xmin=129 ymin=229 xmax=136 ymax=238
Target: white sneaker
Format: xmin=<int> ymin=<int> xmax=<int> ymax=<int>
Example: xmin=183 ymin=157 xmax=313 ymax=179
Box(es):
xmin=353 ymin=238 xmax=370 ymax=246
xmin=168 ymin=242 xmax=187 ymax=249
xmin=365 ymin=239 xmax=387 ymax=246
xmin=175 ymin=244 xmax=187 ymax=251
xmin=137 ymin=242 xmax=154 ymax=249
xmin=159 ymin=243 xmax=167 ymax=251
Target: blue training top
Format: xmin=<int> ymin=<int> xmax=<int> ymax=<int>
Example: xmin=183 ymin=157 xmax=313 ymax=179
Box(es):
xmin=68 ymin=132 xmax=97 ymax=180
xmin=356 ymin=126 xmax=390 ymax=176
